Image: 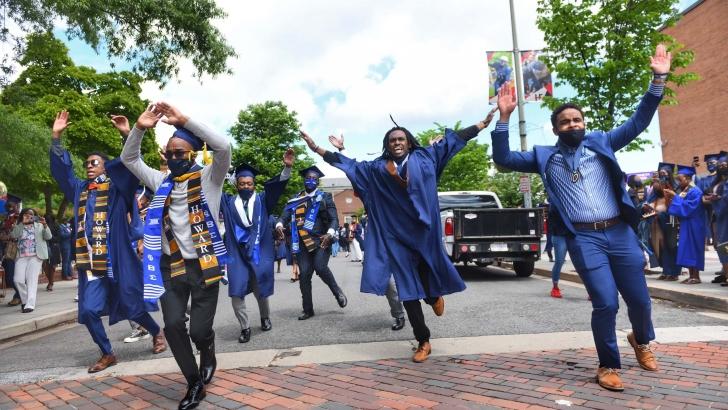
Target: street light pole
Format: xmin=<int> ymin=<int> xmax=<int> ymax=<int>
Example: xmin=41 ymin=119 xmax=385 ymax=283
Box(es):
xmin=508 ymin=0 xmax=532 ymax=208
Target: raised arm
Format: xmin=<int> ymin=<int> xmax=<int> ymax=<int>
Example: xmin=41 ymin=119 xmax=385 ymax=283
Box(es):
xmin=607 ymin=44 xmax=670 ymax=151
xmin=49 ymin=111 xmax=84 ymax=200
xmin=263 ymin=148 xmax=294 ymax=212
xmin=121 ymin=105 xmax=166 ymax=190
xmin=157 ymin=101 xmax=232 ymax=186
xmin=490 ymin=85 xmax=539 ymax=173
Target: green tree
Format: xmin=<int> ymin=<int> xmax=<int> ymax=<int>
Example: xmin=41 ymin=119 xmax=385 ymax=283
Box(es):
xmin=416 ymin=122 xmax=491 ymax=191
xmin=483 ymin=172 xmax=546 ymax=208
xmin=0 ymin=1 xmax=235 ymax=85
xmin=536 ymin=0 xmax=697 ymax=151
xmin=0 ymin=33 xmax=159 ymax=215
xmin=229 ymin=101 xmax=315 ymax=214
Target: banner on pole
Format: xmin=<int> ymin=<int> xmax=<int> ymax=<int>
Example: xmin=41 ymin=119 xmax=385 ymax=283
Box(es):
xmin=520 ymin=50 xmax=553 ymax=101
xmin=487 ymin=51 xmax=514 ymax=104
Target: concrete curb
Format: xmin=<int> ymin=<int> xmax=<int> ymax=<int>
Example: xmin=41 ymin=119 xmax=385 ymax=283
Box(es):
xmin=0 ymin=308 xmax=77 ymax=342
xmin=521 ymin=264 xmax=728 ymax=313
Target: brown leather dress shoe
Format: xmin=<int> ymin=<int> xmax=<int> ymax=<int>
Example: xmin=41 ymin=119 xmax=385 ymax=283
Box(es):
xmin=88 ymin=354 xmax=117 ymax=373
xmin=7 ymin=297 xmax=21 ymax=306
xmin=627 ymin=332 xmax=658 ymax=371
xmin=152 ymin=332 xmax=167 ymax=354
xmin=596 ymin=367 xmax=624 ymax=391
xmin=412 ymin=341 xmax=431 ymax=363
xmin=431 ymin=297 xmax=444 ymax=316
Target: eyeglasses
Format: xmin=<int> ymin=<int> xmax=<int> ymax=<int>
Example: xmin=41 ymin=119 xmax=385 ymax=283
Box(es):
xmin=84 ymin=159 xmax=101 ymax=167
xmin=165 ymin=150 xmax=193 ymax=160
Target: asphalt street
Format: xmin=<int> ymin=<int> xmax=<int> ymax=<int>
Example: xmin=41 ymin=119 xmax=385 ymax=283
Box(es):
xmin=1 ymin=254 xmax=725 ymax=382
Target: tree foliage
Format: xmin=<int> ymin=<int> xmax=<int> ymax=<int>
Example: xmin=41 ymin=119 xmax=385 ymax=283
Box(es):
xmin=228 ymin=101 xmax=315 ymax=214
xmin=416 ymin=122 xmax=491 ymax=192
xmin=0 ymin=33 xmax=159 ymax=215
xmin=536 ymin=0 xmax=697 ymax=151
xmin=0 ymin=0 xmax=236 ymax=85
xmin=483 ymin=172 xmax=546 ymax=208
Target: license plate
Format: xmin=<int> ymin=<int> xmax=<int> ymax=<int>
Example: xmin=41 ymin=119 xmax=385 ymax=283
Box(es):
xmin=490 ymin=243 xmax=508 ymax=252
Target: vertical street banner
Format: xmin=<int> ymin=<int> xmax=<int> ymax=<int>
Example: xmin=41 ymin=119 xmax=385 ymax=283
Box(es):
xmin=520 ymin=50 xmax=553 ymax=101
xmin=487 ymin=51 xmax=514 ymax=104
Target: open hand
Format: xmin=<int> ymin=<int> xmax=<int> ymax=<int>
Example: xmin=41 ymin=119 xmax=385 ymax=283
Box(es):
xmin=497 ymin=83 xmax=517 ymax=119
xmin=52 ymin=111 xmax=70 ymax=138
xmin=283 ymin=147 xmax=295 ymax=168
xmin=429 ymin=135 xmax=444 ymax=145
xmin=650 ymin=44 xmax=672 ymax=75
xmin=320 ymin=234 xmax=332 ymax=249
xmin=135 ymin=104 xmax=163 ymax=130
xmin=328 ymin=134 xmax=344 ymax=150
xmin=482 ymin=107 xmax=498 ymax=128
xmin=110 ymin=115 xmax=130 ymax=137
xmin=157 ymin=102 xmax=189 ymax=127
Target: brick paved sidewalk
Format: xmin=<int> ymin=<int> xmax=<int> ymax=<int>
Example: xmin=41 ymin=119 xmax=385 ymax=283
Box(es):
xmin=1 ymin=341 xmax=726 ymax=409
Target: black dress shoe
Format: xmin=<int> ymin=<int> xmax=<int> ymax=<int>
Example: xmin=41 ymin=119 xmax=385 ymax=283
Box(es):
xmin=178 ymin=381 xmax=205 ymax=410
xmin=199 ymin=340 xmax=216 ymax=385
xmin=238 ymin=328 xmax=251 ymax=343
xmin=261 ymin=317 xmax=272 ymax=331
xmin=391 ymin=317 xmax=405 ymax=331
xmin=712 ymin=275 xmax=727 ymax=284
xmin=298 ymin=312 xmax=314 ymax=320
xmin=336 ymin=292 xmax=347 ymax=308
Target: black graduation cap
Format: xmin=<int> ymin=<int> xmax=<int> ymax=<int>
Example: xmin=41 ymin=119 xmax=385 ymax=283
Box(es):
xmin=719 ymin=151 xmax=728 ymax=163
xmin=5 ymin=193 xmax=22 ymax=204
xmin=657 ymin=162 xmax=675 ymax=174
xmin=299 ymin=165 xmax=325 ymax=179
xmin=234 ymin=163 xmax=260 ymax=179
xmin=704 ymin=153 xmax=721 ymax=163
xmin=676 ymin=165 xmax=696 ymax=177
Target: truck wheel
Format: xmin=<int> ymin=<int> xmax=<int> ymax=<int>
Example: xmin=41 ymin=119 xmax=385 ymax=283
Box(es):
xmin=513 ymin=261 xmax=534 ymax=277
xmin=474 ymin=261 xmax=490 ymax=267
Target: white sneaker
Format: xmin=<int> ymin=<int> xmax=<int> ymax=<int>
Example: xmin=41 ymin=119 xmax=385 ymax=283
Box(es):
xmin=74 ymin=295 xmax=78 ymax=302
xmin=124 ymin=328 xmax=151 ymax=343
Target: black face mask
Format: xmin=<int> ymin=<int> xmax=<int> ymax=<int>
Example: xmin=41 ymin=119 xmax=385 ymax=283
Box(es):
xmin=167 ymin=159 xmax=194 ymax=177
xmin=557 ymin=129 xmax=585 ymax=148
xmin=238 ymin=189 xmax=254 ymax=200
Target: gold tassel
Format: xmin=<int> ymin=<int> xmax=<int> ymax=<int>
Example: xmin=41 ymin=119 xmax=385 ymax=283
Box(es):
xmin=202 ymin=142 xmax=213 ymax=165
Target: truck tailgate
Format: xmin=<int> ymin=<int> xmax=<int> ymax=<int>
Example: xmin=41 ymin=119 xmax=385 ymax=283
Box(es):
xmin=454 ymin=208 xmax=543 ymax=239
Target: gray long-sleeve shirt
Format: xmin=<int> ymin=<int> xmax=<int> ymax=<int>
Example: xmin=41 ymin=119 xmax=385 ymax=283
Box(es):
xmin=121 ymin=120 xmax=232 ymax=259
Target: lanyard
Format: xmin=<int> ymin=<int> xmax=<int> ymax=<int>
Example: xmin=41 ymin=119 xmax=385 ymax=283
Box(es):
xmin=558 ymin=143 xmax=584 ymax=183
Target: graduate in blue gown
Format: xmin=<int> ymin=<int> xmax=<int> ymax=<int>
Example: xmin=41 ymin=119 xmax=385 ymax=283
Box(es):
xmin=298 ymin=108 xmax=496 ymax=363
xmin=49 ymin=111 xmax=166 ymax=373
xmin=704 ymin=152 xmax=728 ymax=285
xmin=698 ymin=153 xmax=720 ymax=249
xmin=219 ymin=150 xmax=293 ymax=343
xmin=667 ymin=165 xmax=706 ymax=284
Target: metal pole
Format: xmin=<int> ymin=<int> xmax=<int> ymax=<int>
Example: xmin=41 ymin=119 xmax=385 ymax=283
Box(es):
xmin=508 ymin=0 xmax=532 ymax=208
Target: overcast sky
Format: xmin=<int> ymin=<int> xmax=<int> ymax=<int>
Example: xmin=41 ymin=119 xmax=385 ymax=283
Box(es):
xmin=57 ymin=0 xmax=701 ymax=175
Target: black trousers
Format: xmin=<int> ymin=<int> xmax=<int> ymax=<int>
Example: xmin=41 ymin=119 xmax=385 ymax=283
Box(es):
xmin=402 ymin=259 xmax=437 ymax=344
xmin=296 ymin=245 xmax=341 ymax=314
xmin=160 ymin=256 xmax=219 ymax=385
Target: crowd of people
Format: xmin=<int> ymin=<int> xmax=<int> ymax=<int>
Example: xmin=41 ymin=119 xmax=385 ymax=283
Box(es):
xmin=1 ymin=44 xmax=722 ymax=409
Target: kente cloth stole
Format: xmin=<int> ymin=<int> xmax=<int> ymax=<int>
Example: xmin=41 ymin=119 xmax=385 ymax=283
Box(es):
xmin=75 ymin=181 xmax=112 ymax=278
xmin=142 ymin=171 xmax=227 ymax=303
xmin=284 ymin=191 xmax=323 ymax=254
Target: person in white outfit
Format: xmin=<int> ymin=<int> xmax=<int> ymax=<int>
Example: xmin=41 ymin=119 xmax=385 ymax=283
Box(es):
xmin=11 ymin=208 xmax=52 ymax=313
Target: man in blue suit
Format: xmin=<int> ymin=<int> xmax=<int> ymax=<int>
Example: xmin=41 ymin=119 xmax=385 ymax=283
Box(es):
xmin=491 ymin=45 xmax=671 ymax=392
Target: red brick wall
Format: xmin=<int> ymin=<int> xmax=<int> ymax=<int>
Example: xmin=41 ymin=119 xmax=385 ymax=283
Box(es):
xmin=330 ymin=189 xmax=364 ymax=226
xmin=659 ymin=0 xmax=728 ymax=173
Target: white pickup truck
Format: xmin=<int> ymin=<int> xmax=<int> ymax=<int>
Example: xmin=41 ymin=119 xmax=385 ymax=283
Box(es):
xmin=439 ymin=191 xmax=543 ymax=277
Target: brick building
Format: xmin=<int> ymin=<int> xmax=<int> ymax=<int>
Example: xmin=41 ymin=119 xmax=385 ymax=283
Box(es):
xmin=658 ymin=0 xmax=728 ymax=173
xmin=319 ymin=177 xmax=364 ymax=225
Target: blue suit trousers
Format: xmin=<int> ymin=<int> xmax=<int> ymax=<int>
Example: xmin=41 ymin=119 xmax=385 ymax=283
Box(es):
xmin=566 ymin=222 xmax=655 ymax=369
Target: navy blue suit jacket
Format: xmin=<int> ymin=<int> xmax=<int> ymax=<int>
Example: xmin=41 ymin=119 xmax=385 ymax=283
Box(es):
xmin=491 ymin=91 xmax=662 ymax=235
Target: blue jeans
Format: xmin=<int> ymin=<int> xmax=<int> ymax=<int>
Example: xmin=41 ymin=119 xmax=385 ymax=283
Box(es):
xmin=566 ymin=222 xmax=654 ymax=369
xmin=331 ymin=241 xmax=340 ymax=257
xmin=551 ymin=235 xmax=567 ymax=284
xmin=2 ymin=258 xmax=20 ymax=300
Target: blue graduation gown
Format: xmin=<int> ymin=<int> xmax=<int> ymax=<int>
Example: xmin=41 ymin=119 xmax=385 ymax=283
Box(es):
xmin=324 ymin=129 xmax=467 ymax=301
xmin=697 ymin=174 xmax=717 ymax=240
xmin=49 ymin=145 xmax=153 ymax=326
xmin=220 ymin=175 xmax=288 ymax=298
xmin=710 ymin=180 xmax=728 ymax=262
xmin=668 ymin=186 xmax=706 ymax=270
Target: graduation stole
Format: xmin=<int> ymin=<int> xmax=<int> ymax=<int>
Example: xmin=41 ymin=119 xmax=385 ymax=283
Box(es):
xmin=284 ymin=190 xmax=324 ymax=254
xmin=233 ymin=194 xmax=262 ymax=265
xmin=142 ymin=170 xmax=227 ymax=303
xmin=75 ymin=178 xmax=112 ymax=278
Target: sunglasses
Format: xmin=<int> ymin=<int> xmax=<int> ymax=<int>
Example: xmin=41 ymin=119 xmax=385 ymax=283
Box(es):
xmin=165 ymin=150 xmax=193 ymax=160
xmin=84 ymin=159 xmax=101 ymax=167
